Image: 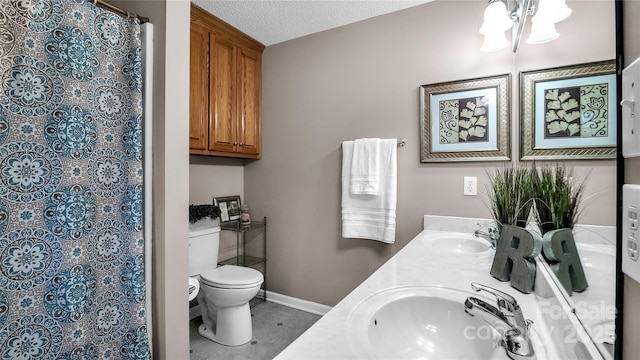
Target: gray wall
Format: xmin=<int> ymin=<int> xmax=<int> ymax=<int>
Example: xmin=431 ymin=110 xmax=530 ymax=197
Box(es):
xmin=240 ymin=0 xmax=616 ymax=306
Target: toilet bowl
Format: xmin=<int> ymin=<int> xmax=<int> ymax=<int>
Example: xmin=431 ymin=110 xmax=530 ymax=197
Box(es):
xmin=196 ymin=265 xmax=263 ymax=346
xmin=188 ymin=224 xmax=264 ymax=346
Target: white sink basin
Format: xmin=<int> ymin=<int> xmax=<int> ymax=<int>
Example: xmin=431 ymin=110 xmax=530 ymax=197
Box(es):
xmin=578 ymin=242 xmax=615 ymax=274
xmin=568 ymin=242 xmax=616 ymax=354
xmin=346 ymin=286 xmax=505 ymax=360
xmin=555 ymin=242 xmax=616 ymax=315
xmin=421 ymin=232 xmax=493 ymax=255
xmin=431 ymin=233 xmax=492 ymax=253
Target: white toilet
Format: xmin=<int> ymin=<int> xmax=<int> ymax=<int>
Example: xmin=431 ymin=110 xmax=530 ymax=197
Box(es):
xmin=188 ymin=224 xmax=264 ymax=346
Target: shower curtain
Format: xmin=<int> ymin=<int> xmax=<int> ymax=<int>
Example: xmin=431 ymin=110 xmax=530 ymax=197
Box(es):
xmin=0 ymin=0 xmax=150 ymax=359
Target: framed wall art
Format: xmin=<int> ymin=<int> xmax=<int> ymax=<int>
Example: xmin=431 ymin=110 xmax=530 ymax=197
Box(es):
xmin=419 ymin=74 xmax=511 ymax=162
xmin=520 ymin=60 xmax=617 ymax=160
xmin=214 ymin=195 xmax=241 ymax=223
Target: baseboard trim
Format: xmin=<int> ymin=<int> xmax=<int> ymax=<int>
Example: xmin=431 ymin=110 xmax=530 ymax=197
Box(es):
xmin=189 ymin=305 xmax=202 ymax=320
xmin=259 ymin=290 xmax=332 ymax=316
xmin=188 ymin=290 xmax=332 ymax=320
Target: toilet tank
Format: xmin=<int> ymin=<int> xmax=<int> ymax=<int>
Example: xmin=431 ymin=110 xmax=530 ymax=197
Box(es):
xmin=188 ymin=224 xmax=220 ymax=276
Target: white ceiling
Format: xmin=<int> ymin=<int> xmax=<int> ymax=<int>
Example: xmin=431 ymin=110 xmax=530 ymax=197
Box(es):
xmin=191 ymin=0 xmax=433 ymax=46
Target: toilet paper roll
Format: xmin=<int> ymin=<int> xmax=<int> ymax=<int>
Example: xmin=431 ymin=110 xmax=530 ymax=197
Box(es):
xmin=188 ymin=277 xmax=200 ymax=301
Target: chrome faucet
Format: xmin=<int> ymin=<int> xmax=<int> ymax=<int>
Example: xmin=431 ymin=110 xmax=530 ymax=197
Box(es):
xmin=464 ymin=283 xmax=535 ymax=360
xmin=473 ymin=224 xmax=498 ymax=249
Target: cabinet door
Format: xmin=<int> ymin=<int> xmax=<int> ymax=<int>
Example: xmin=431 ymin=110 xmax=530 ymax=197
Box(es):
xmin=209 ymin=34 xmax=237 ymax=153
xmin=236 ymin=46 xmax=261 ymax=157
xmin=189 ymin=21 xmax=209 ymax=151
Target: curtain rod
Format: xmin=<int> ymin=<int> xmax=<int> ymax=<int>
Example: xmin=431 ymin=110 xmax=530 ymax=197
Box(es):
xmin=92 ymin=0 xmax=150 ymax=24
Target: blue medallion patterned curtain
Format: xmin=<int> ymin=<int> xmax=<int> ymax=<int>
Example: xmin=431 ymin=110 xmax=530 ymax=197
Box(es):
xmin=0 ymin=0 xmax=149 ymax=359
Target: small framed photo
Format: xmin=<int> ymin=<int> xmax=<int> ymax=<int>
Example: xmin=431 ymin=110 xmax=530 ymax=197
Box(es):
xmin=520 ymin=60 xmax=617 ymax=160
xmin=419 ymin=74 xmax=511 ymax=162
xmin=214 ymin=195 xmax=241 ymax=223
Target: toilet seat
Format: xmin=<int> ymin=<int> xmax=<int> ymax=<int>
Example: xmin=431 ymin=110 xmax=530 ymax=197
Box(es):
xmin=200 ymin=265 xmax=263 ymax=289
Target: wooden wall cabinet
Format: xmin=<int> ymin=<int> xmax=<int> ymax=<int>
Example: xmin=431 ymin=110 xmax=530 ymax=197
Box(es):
xmin=190 ymin=4 xmax=265 ymax=158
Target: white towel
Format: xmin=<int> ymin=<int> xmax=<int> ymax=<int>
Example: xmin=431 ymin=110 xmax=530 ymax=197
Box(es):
xmin=341 ymin=139 xmax=397 ymax=243
xmin=350 ymin=138 xmax=380 ymax=195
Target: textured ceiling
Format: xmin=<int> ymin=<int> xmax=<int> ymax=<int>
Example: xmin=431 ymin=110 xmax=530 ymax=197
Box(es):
xmin=191 ymin=0 xmax=433 ymax=46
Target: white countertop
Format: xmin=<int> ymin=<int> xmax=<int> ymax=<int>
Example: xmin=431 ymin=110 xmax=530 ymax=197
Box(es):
xmin=274 ymin=215 xmax=607 ymax=360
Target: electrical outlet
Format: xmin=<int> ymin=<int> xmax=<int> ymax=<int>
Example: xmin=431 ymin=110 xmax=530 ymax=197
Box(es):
xmin=623 ymin=185 xmax=640 ymax=284
xmin=463 ymin=176 xmax=477 ymax=196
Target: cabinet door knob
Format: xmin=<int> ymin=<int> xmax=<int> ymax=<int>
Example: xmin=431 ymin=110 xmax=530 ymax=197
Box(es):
xmin=234 ymin=141 xmax=238 ymax=145
xmin=239 ymin=142 xmax=244 ymax=146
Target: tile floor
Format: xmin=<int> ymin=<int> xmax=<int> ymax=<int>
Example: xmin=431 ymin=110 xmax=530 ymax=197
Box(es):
xmin=189 ymin=300 xmax=322 ymax=360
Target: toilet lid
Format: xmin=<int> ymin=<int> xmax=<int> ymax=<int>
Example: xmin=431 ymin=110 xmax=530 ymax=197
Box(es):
xmin=200 ymin=265 xmax=264 ymax=289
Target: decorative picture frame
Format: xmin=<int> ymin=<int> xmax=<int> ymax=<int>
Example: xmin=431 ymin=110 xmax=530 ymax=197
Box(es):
xmin=520 ymin=60 xmax=617 ymax=160
xmin=214 ymin=195 xmax=241 ymax=223
xmin=419 ymin=74 xmax=511 ymax=162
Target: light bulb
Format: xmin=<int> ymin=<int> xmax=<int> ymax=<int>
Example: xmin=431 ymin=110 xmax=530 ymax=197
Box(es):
xmin=526 ymin=21 xmax=560 ymax=44
xmin=481 ymin=31 xmax=510 ymax=52
xmin=532 ymin=0 xmax=572 ymax=24
xmin=479 ymin=1 xmax=514 ymax=35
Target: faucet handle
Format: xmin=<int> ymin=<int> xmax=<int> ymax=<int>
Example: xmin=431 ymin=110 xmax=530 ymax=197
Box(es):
xmin=475 ymin=222 xmax=497 ymax=232
xmin=505 ymin=329 xmax=535 ymax=358
xmin=470 ymin=282 xmax=519 ymax=313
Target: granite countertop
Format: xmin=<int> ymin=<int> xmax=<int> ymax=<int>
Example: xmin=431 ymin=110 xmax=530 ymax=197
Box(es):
xmin=274 ymin=215 xmax=608 ymax=360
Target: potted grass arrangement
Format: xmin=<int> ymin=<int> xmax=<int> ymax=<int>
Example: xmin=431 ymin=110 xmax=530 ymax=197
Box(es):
xmin=531 ymin=164 xmax=588 ymax=294
xmin=531 ymin=164 xmax=586 ymax=235
xmin=486 ymin=165 xmax=535 ymax=235
xmin=485 ymin=164 xmax=539 ymax=293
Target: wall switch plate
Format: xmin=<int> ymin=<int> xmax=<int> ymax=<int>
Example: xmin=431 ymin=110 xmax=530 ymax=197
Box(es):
xmin=623 ymin=185 xmax=640 ymax=283
xmin=463 ymin=176 xmax=477 ymax=196
xmin=622 ymin=57 xmax=640 ymax=157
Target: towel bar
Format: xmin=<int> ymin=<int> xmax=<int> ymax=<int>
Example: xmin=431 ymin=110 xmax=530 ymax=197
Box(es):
xmin=342 ymin=139 xmax=406 ymax=148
